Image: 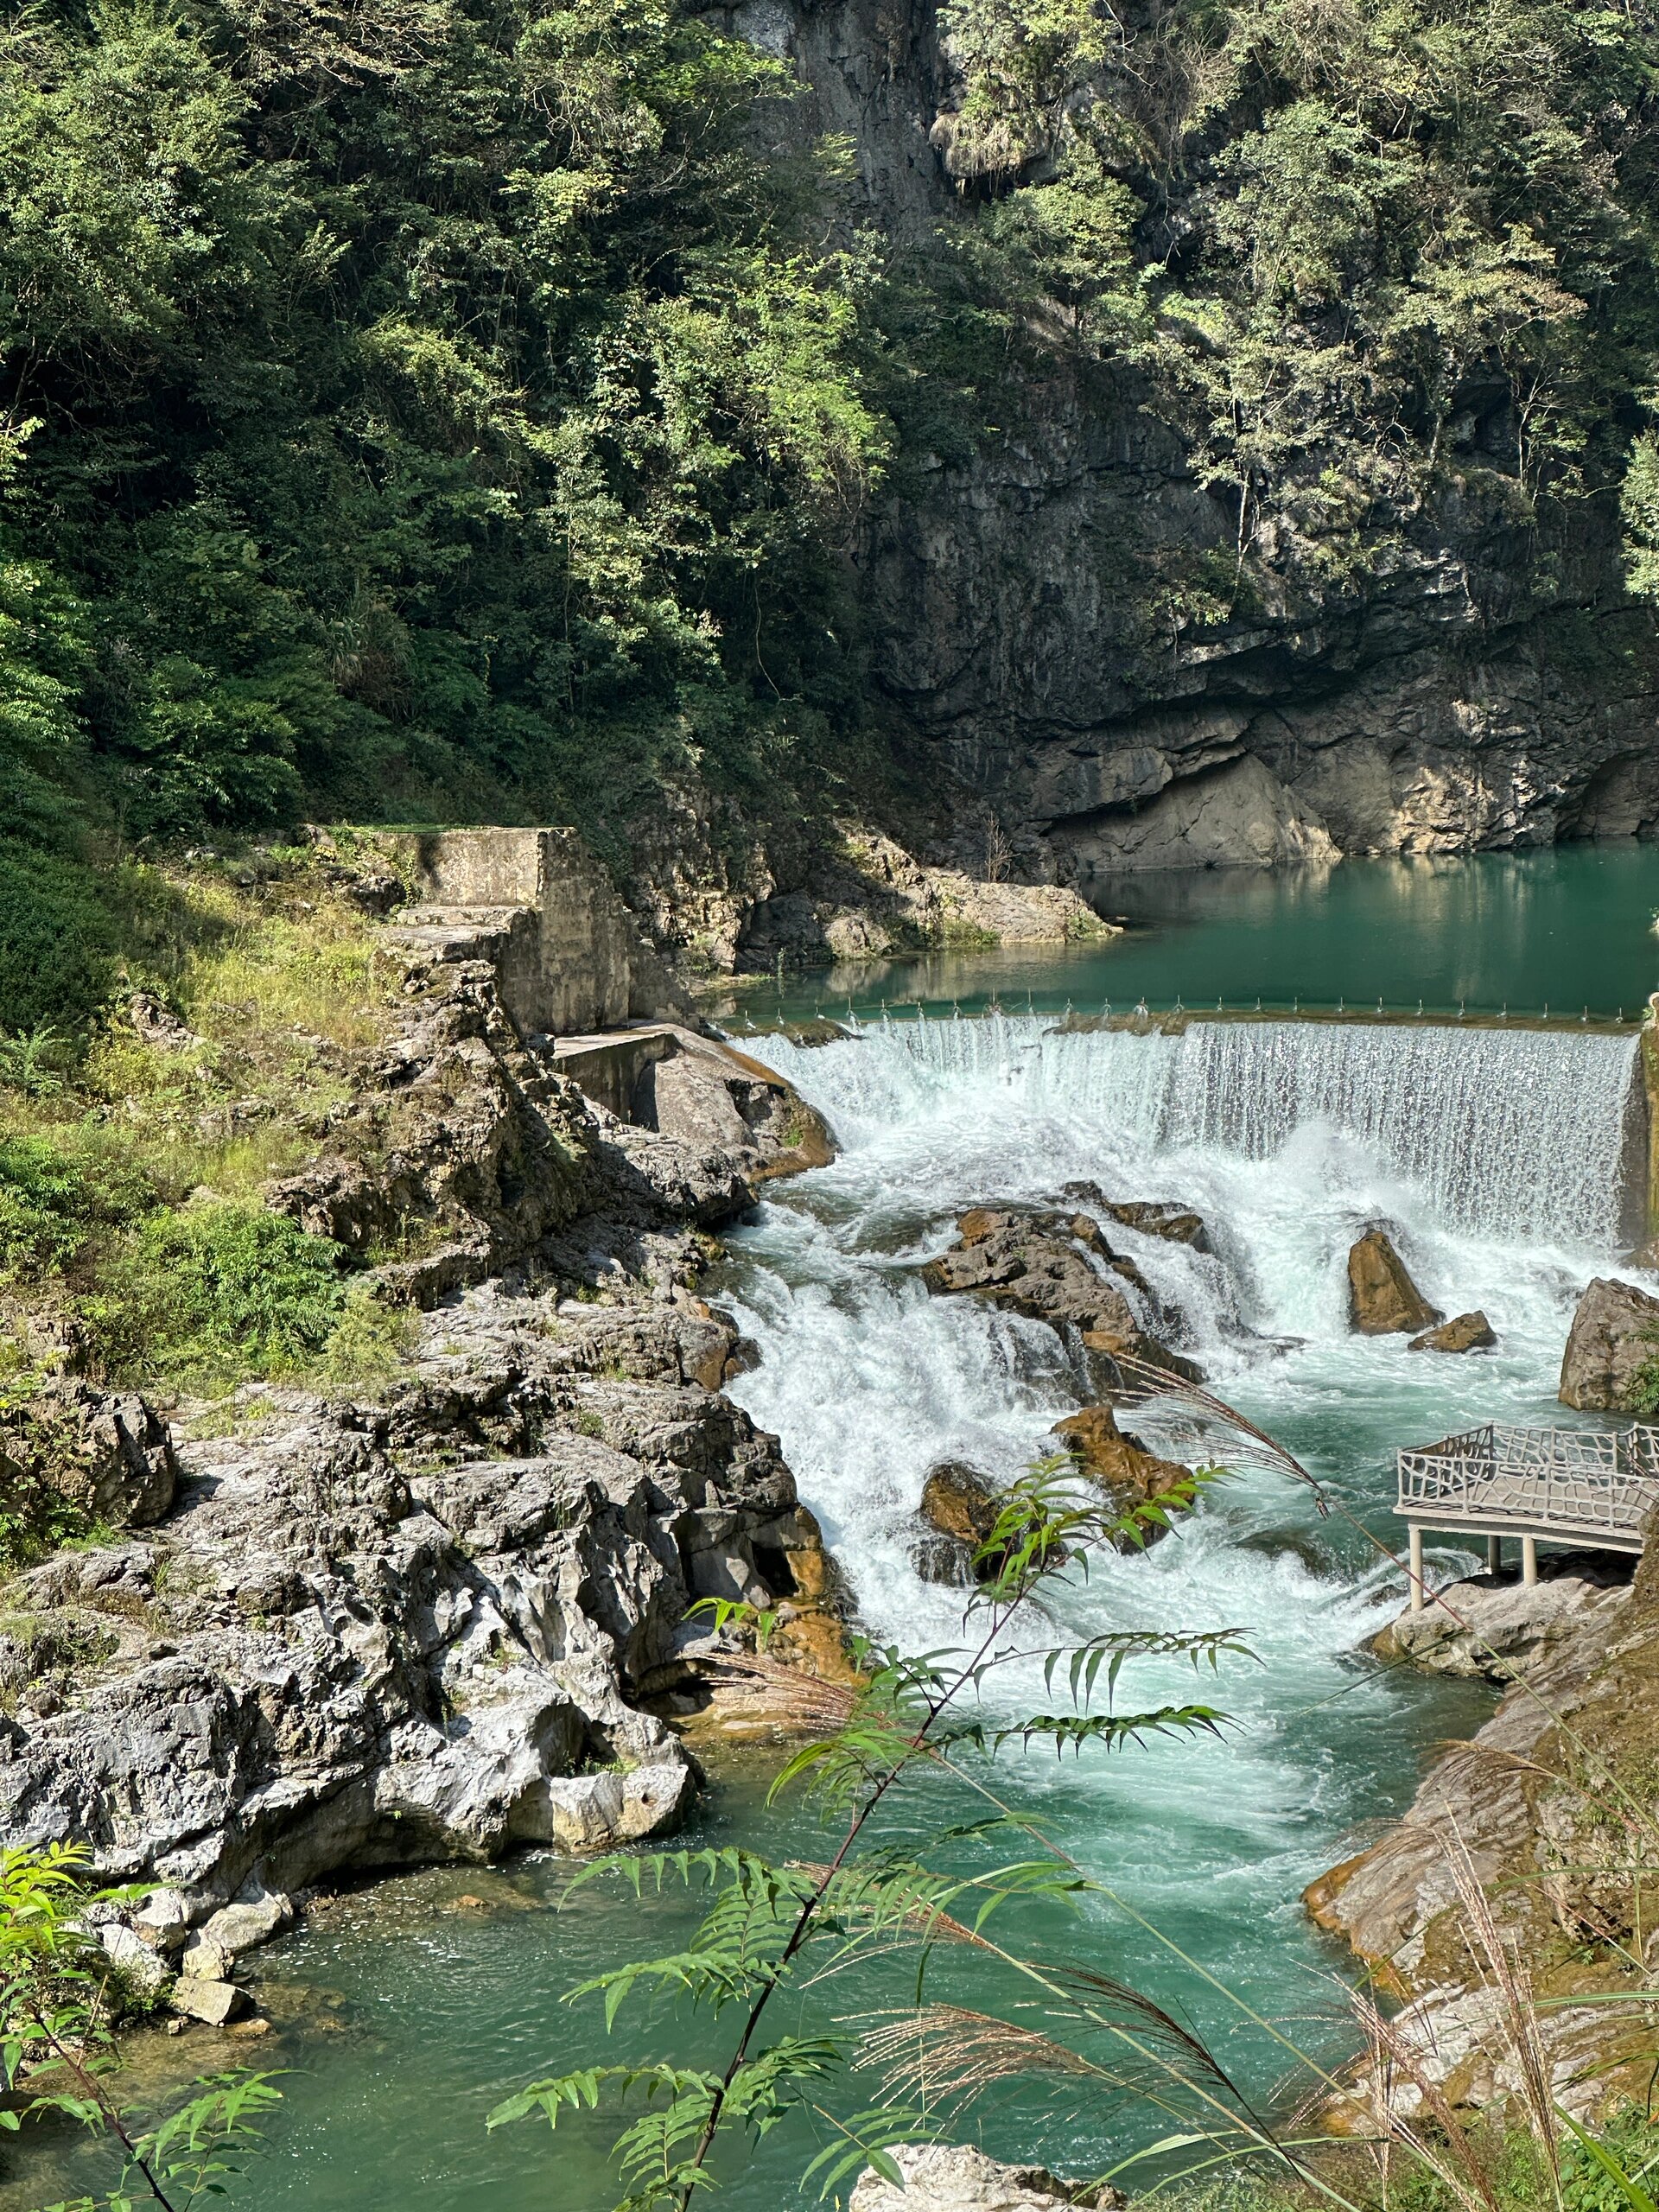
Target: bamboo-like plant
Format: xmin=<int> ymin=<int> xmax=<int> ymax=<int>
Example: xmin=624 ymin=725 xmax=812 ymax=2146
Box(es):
xmin=0 ymin=1843 xmax=282 ymax=2212
xmin=486 ymin=1401 xmax=1334 ymax=2211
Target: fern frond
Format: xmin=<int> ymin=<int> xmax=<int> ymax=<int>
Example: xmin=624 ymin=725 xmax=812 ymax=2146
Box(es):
xmin=944 ymin=1702 xmax=1230 ymax=1760
xmin=1038 ymin=1629 xmax=1254 ymax=1708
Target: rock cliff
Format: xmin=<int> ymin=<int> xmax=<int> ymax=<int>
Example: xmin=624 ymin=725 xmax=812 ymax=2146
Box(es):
xmin=1307 ymin=1554 xmax=1659 ymax=2122
xmin=704 ymin=0 xmax=1659 ymax=881
xmin=0 ymin=834 xmax=849 ymax=1986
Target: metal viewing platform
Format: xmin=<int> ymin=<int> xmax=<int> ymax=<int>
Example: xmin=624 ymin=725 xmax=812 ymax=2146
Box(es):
xmin=1395 ymin=1422 xmax=1659 ymax=1610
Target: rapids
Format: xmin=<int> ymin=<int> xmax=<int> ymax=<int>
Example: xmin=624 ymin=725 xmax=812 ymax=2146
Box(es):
xmin=3 ymin=1012 xmax=1644 ymax=2210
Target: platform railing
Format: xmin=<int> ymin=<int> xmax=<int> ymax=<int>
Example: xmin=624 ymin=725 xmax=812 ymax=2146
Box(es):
xmin=1395 ymin=1421 xmax=1659 ymax=1608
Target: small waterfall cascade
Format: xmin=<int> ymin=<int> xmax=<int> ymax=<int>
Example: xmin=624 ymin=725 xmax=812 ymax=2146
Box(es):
xmin=701 ymin=1007 xmax=1649 ymax=2133
xmin=743 ymin=1015 xmax=1643 ymax=1249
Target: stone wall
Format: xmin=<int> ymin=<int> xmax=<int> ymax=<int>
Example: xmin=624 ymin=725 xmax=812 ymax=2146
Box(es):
xmin=385 ymin=828 xmax=694 ymax=1037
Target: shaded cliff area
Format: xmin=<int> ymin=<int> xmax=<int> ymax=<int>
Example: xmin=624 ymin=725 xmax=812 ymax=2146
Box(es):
xmin=2 ymin=0 xmax=1657 ymax=1027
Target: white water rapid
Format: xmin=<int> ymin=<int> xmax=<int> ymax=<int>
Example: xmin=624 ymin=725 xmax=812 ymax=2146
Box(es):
xmin=710 ymin=1014 xmax=1643 ymax=2126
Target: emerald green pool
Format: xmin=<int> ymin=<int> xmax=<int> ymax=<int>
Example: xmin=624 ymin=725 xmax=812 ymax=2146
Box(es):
xmin=714 ymin=849 xmax=1659 ymax=1025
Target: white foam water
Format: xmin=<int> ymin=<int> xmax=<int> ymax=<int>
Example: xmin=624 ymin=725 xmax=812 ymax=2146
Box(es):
xmin=709 ymin=1014 xmax=1645 ymax=2103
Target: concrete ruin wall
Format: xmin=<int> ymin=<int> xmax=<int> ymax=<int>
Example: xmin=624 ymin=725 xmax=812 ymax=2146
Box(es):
xmin=385 ymin=827 xmax=694 ymax=1039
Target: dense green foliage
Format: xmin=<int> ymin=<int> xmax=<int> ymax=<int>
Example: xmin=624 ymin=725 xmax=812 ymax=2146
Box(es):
xmin=0 ymin=0 xmax=1656 ymax=1041
xmin=0 ymin=0 xmax=891 ymax=904
xmin=935 ymin=0 xmax=1659 ymax=614
xmin=83 ymin=1202 xmax=349 ymax=1384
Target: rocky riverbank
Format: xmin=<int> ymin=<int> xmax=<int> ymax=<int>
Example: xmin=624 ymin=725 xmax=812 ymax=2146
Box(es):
xmin=0 ymin=855 xmax=850 ymax=2023
xmin=1306 ymin=1544 xmax=1659 ymax=2123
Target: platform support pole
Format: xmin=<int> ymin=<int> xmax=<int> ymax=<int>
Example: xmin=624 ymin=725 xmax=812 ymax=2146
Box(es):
xmin=1487 ymin=1534 xmax=1503 ymax=1575
xmin=1522 ymin=1536 xmax=1539 ymax=1587
xmin=1409 ymin=1523 xmax=1425 ymax=1612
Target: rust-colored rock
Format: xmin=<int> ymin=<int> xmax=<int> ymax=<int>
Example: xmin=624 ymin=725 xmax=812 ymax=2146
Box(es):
xmin=919 ymin=1460 xmax=1002 ymax=1547
xmin=1408 ymin=1310 xmax=1496 ymax=1355
xmin=1048 ymin=1406 xmax=1192 ymax=1545
xmin=1347 ymin=1229 xmax=1442 ymax=1335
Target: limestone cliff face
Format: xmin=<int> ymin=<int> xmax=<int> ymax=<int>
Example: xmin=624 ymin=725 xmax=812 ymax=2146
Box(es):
xmin=717 ymin=0 xmax=1659 ymax=871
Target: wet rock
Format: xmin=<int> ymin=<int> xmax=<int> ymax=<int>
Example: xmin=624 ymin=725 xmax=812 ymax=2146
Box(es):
xmin=1060 ymin=1183 xmax=1209 ymax=1249
xmin=923 ymin=1207 xmax=1198 ymax=1378
xmin=1408 ymin=1310 xmax=1496 ymax=1355
xmin=1559 ymin=1277 xmax=1659 ymax=1410
xmin=851 ymin=2144 xmax=1122 ymax=2212
xmin=1049 ymin=1407 xmax=1192 ymax=1545
xmin=170 ymin=1979 xmax=249 ymax=2028
xmin=1347 ymin=1229 xmax=1442 ymax=1336
xmin=781 ymin=1019 xmax=855 ymax=1047
xmin=913 ymin=1461 xmax=1003 ymax=1586
xmin=919 ymin=1461 xmax=1002 ymax=1547
xmin=1370 ymin=1561 xmax=1631 ymax=1682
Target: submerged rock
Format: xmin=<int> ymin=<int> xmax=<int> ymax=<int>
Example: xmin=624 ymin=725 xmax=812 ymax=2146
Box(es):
xmin=1347 ymin=1228 xmax=1441 ymax=1335
xmin=1408 ymin=1310 xmax=1496 ymax=1354
xmin=851 ymin=2145 xmax=1122 ymax=2212
xmin=1559 ymin=1277 xmax=1659 ymax=1410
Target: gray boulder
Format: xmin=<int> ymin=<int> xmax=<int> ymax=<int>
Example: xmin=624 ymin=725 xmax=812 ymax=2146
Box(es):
xmin=851 ymin=2145 xmax=1121 ymax=2212
xmin=1560 ymin=1277 xmax=1659 ymax=1410
xmin=1371 ymin=1563 xmax=1631 ymax=1683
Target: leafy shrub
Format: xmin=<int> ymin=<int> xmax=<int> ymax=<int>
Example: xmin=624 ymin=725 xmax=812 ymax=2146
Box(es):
xmin=0 ymin=1128 xmax=156 ymax=1276
xmin=85 ymin=1203 xmax=349 ymax=1387
xmin=317 ymin=1281 xmax=419 ymax=1388
xmin=0 ymin=839 xmax=115 ymax=1040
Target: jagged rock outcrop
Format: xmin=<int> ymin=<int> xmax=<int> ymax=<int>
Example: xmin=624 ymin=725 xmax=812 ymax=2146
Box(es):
xmin=1059 ymin=1182 xmax=1210 ymax=1250
xmin=1347 ymin=1229 xmax=1442 ymax=1336
xmin=264 ymin=926 xmax=828 ymax=1306
xmin=921 ymin=1206 xmax=1198 ymax=1377
xmin=1370 ymin=1561 xmax=1631 ymax=1682
xmin=1408 ymin=1310 xmax=1496 ymax=1355
xmin=0 ymin=1382 xmax=177 ymax=1530
xmin=735 ymin=827 xmax=1114 ymax=969
xmin=850 ymin=2144 xmax=1122 ymax=2212
xmin=1560 ymin=1277 xmax=1659 ymax=1410
xmin=1307 ymin=1548 xmax=1659 ymax=2120
xmin=0 ymin=1291 xmax=842 ymax=1934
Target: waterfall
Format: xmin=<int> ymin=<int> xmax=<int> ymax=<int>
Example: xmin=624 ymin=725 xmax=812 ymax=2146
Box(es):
xmin=743 ymin=1016 xmax=1642 ymax=1249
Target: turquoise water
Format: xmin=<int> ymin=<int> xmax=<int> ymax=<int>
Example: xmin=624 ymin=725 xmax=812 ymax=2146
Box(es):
xmin=6 ymin=855 xmax=1655 ymax=2212
xmin=714 ymin=849 xmax=1659 ymax=1024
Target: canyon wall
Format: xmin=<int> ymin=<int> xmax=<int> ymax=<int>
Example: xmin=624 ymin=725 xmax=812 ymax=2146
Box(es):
xmin=715 ymin=0 xmax=1659 ymax=874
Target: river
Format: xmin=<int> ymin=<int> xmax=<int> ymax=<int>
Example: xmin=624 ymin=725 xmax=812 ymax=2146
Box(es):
xmin=4 ymin=851 xmax=1656 ymax=2211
